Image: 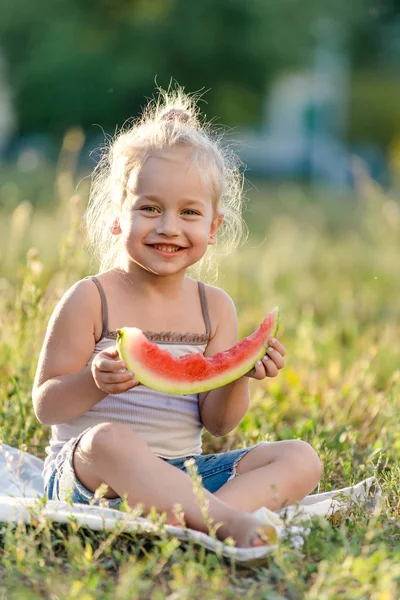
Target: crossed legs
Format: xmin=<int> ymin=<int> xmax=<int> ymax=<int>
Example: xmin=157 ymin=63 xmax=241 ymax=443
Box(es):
xmin=71 ymin=423 xmax=321 ymax=547
xmin=215 ymin=439 xmax=322 ymax=512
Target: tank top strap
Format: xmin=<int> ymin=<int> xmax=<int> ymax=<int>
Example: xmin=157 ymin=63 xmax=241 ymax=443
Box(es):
xmin=198 ymin=281 xmax=211 ymax=339
xmin=86 ymin=276 xmax=109 ymax=339
xmin=86 ymin=276 xmax=211 ymax=342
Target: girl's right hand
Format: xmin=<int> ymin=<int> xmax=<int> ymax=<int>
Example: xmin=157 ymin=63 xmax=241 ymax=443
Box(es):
xmin=91 ymin=347 xmax=139 ymax=394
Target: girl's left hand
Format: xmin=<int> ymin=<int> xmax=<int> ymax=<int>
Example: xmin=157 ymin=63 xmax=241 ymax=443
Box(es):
xmin=246 ymin=337 xmax=286 ymax=379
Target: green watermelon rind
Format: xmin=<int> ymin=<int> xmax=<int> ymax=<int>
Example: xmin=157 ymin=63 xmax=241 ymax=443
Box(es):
xmin=117 ymin=306 xmax=280 ymax=395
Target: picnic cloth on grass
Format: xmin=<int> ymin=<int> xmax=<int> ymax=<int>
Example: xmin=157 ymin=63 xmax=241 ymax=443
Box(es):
xmin=0 ymin=442 xmax=382 ymax=567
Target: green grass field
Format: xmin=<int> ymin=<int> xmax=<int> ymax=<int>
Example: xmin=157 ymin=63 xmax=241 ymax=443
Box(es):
xmin=0 ymin=162 xmax=399 ymax=599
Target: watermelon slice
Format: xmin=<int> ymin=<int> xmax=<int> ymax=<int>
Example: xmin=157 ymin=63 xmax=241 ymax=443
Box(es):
xmin=116 ymin=307 xmax=280 ymax=395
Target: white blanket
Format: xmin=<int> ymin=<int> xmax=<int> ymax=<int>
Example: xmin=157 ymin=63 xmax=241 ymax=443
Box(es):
xmin=0 ymin=442 xmax=381 ymax=566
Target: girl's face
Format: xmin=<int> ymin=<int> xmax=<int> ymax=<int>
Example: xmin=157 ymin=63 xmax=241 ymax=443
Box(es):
xmin=117 ymin=146 xmax=222 ymax=277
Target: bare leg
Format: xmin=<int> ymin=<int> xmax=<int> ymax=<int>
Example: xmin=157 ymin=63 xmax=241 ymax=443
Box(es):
xmin=214 ymin=440 xmax=322 ymax=513
xmin=72 ymin=423 xmax=275 ymax=548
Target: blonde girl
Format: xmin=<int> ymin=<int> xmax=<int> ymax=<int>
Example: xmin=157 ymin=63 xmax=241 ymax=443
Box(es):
xmin=33 ymin=89 xmax=321 ymax=548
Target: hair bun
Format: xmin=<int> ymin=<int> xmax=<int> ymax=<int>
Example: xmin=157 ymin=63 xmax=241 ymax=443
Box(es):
xmin=160 ymin=108 xmax=190 ymax=123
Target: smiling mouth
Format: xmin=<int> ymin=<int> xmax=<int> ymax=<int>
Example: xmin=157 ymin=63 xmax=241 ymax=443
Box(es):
xmin=148 ymin=244 xmax=185 ymax=253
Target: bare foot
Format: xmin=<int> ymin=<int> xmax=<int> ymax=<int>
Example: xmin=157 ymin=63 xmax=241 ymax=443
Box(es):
xmin=250 ymin=525 xmax=277 ymax=547
xmin=165 ymin=511 xmax=184 ymax=527
xmin=219 ymin=512 xmax=277 ymax=548
xmin=165 ymin=510 xmax=276 ymax=547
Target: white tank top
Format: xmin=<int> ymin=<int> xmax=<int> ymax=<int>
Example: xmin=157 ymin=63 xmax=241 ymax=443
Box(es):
xmin=42 ymin=277 xmax=211 ymax=488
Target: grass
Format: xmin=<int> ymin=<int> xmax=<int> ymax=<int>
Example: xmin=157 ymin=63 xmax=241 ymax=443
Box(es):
xmin=0 ymin=154 xmax=399 ymax=598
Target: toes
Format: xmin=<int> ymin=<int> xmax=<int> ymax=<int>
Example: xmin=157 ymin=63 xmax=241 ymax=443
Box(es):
xmin=165 ymin=511 xmax=184 ymax=527
xmin=250 ymin=534 xmax=265 ymax=547
xmin=251 ymin=525 xmax=277 ymax=547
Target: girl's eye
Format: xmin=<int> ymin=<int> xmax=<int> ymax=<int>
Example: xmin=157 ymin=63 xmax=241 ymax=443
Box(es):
xmin=140 ymin=206 xmax=159 ymax=213
xmin=182 ymin=209 xmax=200 ymax=216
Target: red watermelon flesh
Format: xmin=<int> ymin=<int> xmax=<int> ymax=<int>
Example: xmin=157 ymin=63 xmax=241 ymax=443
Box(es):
xmin=116 ymin=307 xmax=280 ymax=395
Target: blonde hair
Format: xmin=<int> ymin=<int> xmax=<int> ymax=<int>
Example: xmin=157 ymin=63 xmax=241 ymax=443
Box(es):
xmin=84 ymin=87 xmax=247 ymax=280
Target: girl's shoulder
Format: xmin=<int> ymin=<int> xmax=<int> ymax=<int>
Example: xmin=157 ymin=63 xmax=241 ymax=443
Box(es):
xmin=201 ymin=281 xmax=235 ymax=305
xmin=68 ymin=269 xmax=118 ymax=299
xmin=50 ymin=276 xmax=104 ymax=340
xmin=200 ymin=282 xmax=237 ymax=326
xmin=60 ymin=275 xmax=102 ymax=306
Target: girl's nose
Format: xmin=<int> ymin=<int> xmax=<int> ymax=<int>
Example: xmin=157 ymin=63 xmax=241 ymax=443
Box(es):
xmin=155 ymin=213 xmax=180 ymax=236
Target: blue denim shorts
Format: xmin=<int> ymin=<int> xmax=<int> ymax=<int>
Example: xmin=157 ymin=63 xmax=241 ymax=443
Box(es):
xmin=45 ymin=429 xmax=263 ymax=510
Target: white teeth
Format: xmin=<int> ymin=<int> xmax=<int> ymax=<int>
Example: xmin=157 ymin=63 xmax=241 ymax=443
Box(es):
xmin=153 ymin=245 xmax=181 ymax=253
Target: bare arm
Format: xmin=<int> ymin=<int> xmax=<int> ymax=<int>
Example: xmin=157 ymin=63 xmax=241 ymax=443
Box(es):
xmin=32 ymin=279 xmax=136 ymax=425
xmin=198 ymin=288 xmax=250 ymax=437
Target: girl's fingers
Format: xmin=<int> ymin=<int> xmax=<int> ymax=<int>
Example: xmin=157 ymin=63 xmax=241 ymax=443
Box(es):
xmin=250 ymin=360 xmax=268 ymax=380
xmin=101 ymin=348 xmax=121 ymax=360
xmin=247 ymin=355 xmax=280 ymax=379
xmin=262 ymin=356 xmax=279 ymax=377
xmin=265 ymin=346 xmax=285 ymax=370
xmin=103 ymin=347 xmax=119 ymax=356
xmin=268 ymin=338 xmax=286 ymax=357
xmin=101 ymin=370 xmax=135 ymax=384
xmin=96 ymin=358 xmax=126 ymax=372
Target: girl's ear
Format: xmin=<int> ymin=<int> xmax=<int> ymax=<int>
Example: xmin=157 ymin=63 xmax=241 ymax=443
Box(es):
xmin=208 ymin=212 xmax=224 ymax=245
xmin=110 ymin=219 xmax=122 ymax=235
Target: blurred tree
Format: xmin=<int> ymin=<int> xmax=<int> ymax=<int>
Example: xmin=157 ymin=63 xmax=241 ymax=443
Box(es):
xmin=349 ymin=73 xmax=400 ymax=146
xmin=0 ymin=0 xmax=399 ymax=142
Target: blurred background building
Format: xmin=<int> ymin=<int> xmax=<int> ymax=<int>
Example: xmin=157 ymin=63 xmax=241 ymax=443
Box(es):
xmin=0 ymin=0 xmax=399 ymax=187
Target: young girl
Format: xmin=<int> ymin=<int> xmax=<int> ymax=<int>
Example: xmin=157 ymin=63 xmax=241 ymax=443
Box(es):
xmin=33 ymin=90 xmax=321 ymax=548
